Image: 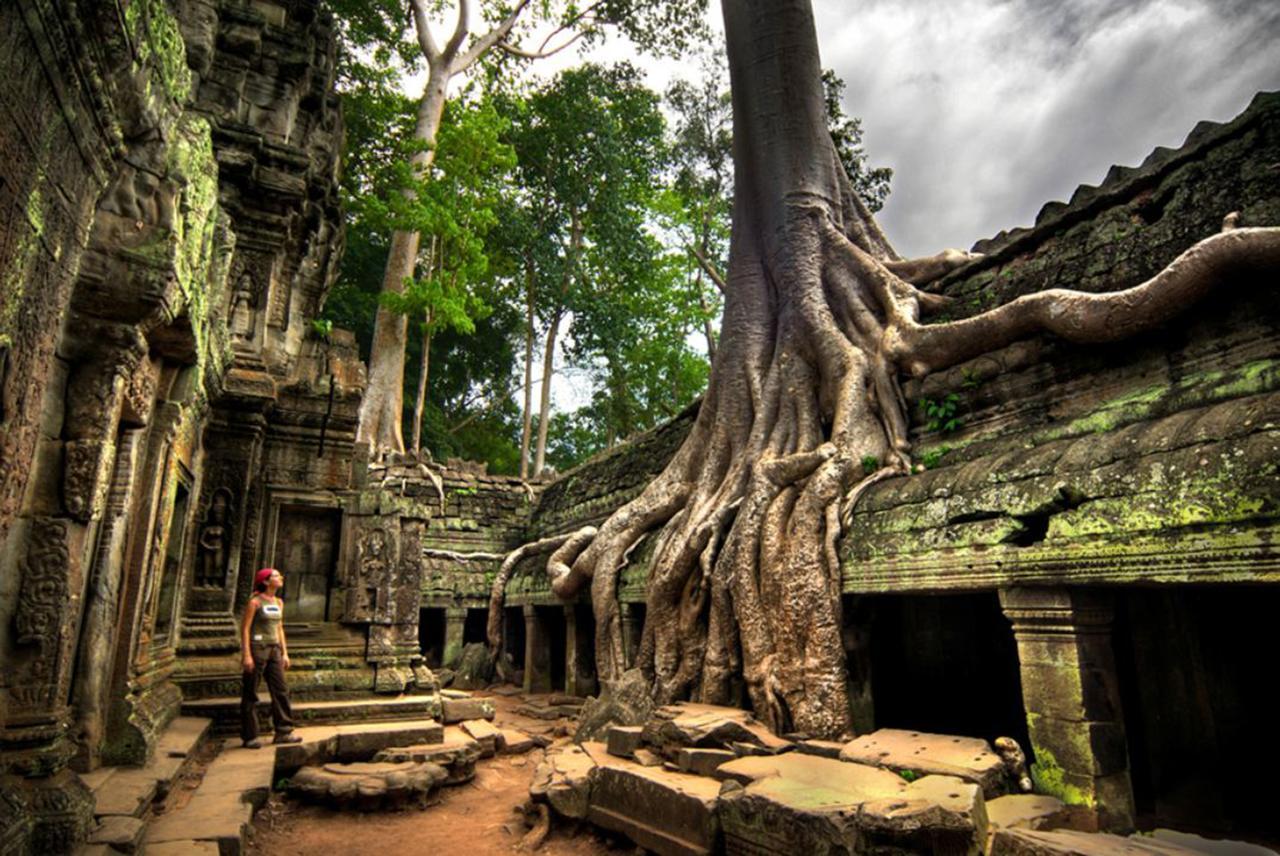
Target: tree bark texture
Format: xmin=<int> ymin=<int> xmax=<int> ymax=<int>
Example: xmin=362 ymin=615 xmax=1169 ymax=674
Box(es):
xmin=520 ymin=262 xmax=536 ymax=479
xmin=489 ymin=0 xmax=1280 ymax=739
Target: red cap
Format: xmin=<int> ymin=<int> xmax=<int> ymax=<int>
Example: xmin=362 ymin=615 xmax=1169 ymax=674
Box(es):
xmin=255 ymin=568 xmax=276 ymax=587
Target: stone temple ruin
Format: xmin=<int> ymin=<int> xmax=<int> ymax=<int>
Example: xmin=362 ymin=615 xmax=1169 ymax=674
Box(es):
xmin=1 ymin=1 xmax=1278 ymax=854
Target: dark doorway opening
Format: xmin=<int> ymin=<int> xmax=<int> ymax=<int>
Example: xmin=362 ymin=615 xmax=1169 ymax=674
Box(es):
xmin=624 ymin=601 xmax=646 ymax=669
xmin=536 ymin=605 xmax=567 ymax=692
xmin=866 ymin=592 xmax=1029 ymax=752
xmin=574 ymin=602 xmax=597 ymax=695
xmin=419 ymin=607 xmax=446 ymax=667
xmin=464 ymin=608 xmax=488 ymax=645
xmin=504 ymin=607 xmax=526 ymax=679
xmin=153 ymin=479 xmax=191 ymax=640
xmin=1113 ymin=586 xmax=1279 ymax=843
xmin=274 ymin=506 xmax=341 ymax=622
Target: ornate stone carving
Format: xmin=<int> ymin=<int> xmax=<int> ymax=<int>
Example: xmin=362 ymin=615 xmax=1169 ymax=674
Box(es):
xmin=15 ymin=519 xmax=69 ymax=648
xmin=348 ymin=526 xmax=391 ymax=623
xmin=196 ymin=487 xmax=234 ymax=587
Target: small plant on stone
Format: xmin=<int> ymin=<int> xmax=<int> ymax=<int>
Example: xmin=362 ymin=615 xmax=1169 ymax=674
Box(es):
xmin=919 ymin=446 xmax=950 ymax=470
xmin=897 ymin=769 xmax=919 ymax=782
xmin=454 ymin=485 xmax=479 ymax=497
xmin=922 ymin=393 xmax=963 ymax=433
xmin=310 ymin=318 xmax=333 ymax=340
xmin=860 ymin=454 xmax=880 ymax=475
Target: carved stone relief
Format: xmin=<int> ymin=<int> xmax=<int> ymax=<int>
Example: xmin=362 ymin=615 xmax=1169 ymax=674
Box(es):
xmin=196 ymin=487 xmax=234 ymax=587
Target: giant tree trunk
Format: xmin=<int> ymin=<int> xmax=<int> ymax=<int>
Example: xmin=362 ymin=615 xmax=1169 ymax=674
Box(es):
xmin=489 ymin=0 xmax=1280 ymax=740
xmin=357 ymin=69 xmax=450 ymax=454
xmin=411 ymin=322 xmax=433 ymax=456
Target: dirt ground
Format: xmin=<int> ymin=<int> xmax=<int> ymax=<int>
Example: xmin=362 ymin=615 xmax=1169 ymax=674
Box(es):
xmin=246 ymin=691 xmax=626 ymax=856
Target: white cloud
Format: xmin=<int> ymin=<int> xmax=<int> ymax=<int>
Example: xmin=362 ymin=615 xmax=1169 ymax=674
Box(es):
xmin=812 ymin=0 xmax=1280 ymax=256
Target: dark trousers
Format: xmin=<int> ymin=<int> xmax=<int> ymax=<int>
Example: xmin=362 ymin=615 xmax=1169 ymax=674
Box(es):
xmin=240 ymin=643 xmax=295 ymax=742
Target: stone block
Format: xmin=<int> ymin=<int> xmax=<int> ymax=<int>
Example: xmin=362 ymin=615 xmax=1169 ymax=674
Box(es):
xmin=87 ymin=816 xmax=144 ymax=852
xmin=1027 ymin=716 xmax=1129 ymax=777
xmin=460 ymin=719 xmax=499 ymax=757
xmin=859 ymin=776 xmax=988 ymax=854
xmin=92 ymin=770 xmax=158 ymax=817
xmin=144 ymin=844 xmax=220 ymax=856
xmin=644 ymin=703 xmax=792 ymax=758
xmin=987 ymin=794 xmax=1071 ymax=834
xmin=145 ymin=790 xmax=252 ymax=853
xmin=441 ymin=696 xmax=495 ymax=723
xmin=677 ymin=748 xmax=736 ymax=777
xmin=839 ymin=728 xmax=1008 ymax=796
xmin=587 ymin=759 xmax=722 ymax=856
xmin=794 ymin=739 xmax=845 ymax=759
xmin=607 ymin=726 xmax=644 ymax=758
xmin=335 ymin=722 xmax=444 ymax=761
xmin=497 ymin=729 xmax=536 ymax=755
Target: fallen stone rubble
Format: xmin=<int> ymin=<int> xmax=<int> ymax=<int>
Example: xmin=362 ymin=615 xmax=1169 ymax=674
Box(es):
xmin=528 ymin=702 xmax=1277 ymax=856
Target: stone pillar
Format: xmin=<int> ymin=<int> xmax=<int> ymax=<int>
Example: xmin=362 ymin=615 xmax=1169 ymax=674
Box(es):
xmin=443 ymin=607 xmax=468 ymax=669
xmin=1000 ymin=587 xmax=1135 ymax=831
xmin=523 ymin=606 xmax=551 ymax=694
xmin=564 ymin=605 xmax=598 ymax=697
xmin=620 ymin=602 xmax=642 ymax=669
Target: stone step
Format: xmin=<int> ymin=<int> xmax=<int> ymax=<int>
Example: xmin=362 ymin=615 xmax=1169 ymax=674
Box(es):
xmin=144 ymin=717 xmax=445 ymax=856
xmin=89 ymin=716 xmax=212 ymax=819
xmin=182 ymin=692 xmax=440 ymax=735
xmin=839 ymin=728 xmax=1010 ymax=797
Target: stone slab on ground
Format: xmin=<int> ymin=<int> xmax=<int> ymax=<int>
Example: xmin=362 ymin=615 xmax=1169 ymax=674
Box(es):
xmin=515 ymin=702 xmax=565 ymax=720
xmin=839 ymin=728 xmax=1008 ymax=796
xmin=460 ymin=719 xmax=500 ymax=757
xmin=987 ymin=794 xmax=1071 ymax=834
xmin=87 ymin=815 xmax=144 ymax=852
xmin=156 ymin=716 xmax=211 ymax=759
xmin=1148 ymin=830 xmax=1279 ymax=856
xmin=441 ymin=696 xmax=496 ymax=723
xmin=145 ymin=789 xmax=254 ymax=855
xmin=991 ymin=829 xmax=1217 ymax=855
xmin=146 ymin=842 xmax=219 ymax=856
xmin=292 ymin=761 xmax=448 ymax=809
xmin=585 ymin=746 xmax=723 ymax=856
xmin=195 ymin=747 xmax=275 ymax=806
xmin=715 ymin=753 xmax=987 ymax=855
xmin=497 ymin=729 xmax=536 ymax=754
xmin=80 ymin=767 xmax=117 ymax=794
xmin=92 ymin=769 xmax=161 ymax=818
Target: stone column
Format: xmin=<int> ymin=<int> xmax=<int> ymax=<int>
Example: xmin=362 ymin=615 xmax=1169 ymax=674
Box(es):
xmin=523 ymin=606 xmax=551 ymax=694
xmin=564 ymin=605 xmax=598 ymax=697
xmin=1000 ymin=587 xmax=1135 ymax=831
xmin=443 ymin=607 xmax=468 ymax=669
xmin=620 ymin=601 xmax=642 ymax=669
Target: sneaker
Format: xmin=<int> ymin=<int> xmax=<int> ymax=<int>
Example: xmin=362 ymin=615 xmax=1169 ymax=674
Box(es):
xmin=272 ymin=732 xmax=302 ymax=745
xmin=243 ymin=739 xmax=262 ymax=749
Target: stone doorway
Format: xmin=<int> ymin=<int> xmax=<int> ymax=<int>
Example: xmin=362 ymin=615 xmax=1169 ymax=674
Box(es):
xmin=865 ymin=592 xmax=1030 ymax=751
xmin=419 ymin=608 xmax=446 ymax=667
xmin=272 ymin=506 xmax=342 ymax=623
xmin=535 ymin=605 xmax=567 ymax=692
xmin=1113 ymin=585 xmax=1279 ymax=843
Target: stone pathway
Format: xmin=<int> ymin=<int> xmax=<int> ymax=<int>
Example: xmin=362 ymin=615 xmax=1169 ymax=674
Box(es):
xmin=80 ymin=716 xmax=211 ymax=854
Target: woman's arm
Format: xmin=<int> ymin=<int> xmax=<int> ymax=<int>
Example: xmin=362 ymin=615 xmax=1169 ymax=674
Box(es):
xmin=276 ymin=601 xmax=290 ymax=669
xmin=240 ymin=598 xmax=258 ymax=671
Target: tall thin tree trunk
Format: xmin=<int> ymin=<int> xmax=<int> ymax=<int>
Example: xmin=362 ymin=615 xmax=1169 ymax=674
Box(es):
xmin=411 ymin=317 xmax=433 ymax=456
xmin=519 ymin=261 xmax=536 ymax=480
xmin=532 ymin=214 xmax=583 ymax=477
xmin=531 ymin=306 xmax=562 ymax=478
xmin=357 ymin=68 xmax=450 ymax=454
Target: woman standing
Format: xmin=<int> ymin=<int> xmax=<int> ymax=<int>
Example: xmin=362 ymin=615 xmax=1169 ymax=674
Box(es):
xmin=240 ymin=568 xmax=302 ymax=748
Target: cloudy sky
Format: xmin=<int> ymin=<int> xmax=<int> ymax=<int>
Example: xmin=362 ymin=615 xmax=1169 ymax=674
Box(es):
xmin=808 ymin=0 xmax=1280 ymax=256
